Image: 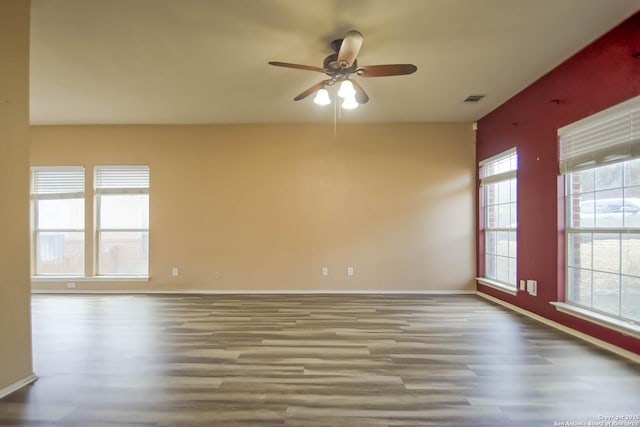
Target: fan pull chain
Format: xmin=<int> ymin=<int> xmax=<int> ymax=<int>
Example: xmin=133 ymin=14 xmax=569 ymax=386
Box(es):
xmin=333 ymin=91 xmax=338 ymax=137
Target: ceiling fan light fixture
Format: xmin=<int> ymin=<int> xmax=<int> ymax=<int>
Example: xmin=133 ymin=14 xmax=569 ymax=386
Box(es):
xmin=269 ymin=30 xmax=417 ymax=106
xmin=313 ymin=88 xmax=331 ymax=105
xmin=342 ymin=94 xmax=359 ymax=110
xmin=337 ymin=80 xmax=356 ymax=98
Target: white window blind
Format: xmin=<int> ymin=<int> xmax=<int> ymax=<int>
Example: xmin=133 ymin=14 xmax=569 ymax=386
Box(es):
xmin=95 ymin=166 xmax=149 ymax=193
xmin=31 ymin=167 xmax=85 ymax=198
xmin=558 ymin=94 xmax=640 ymax=174
xmin=479 ymin=148 xmax=517 ymax=185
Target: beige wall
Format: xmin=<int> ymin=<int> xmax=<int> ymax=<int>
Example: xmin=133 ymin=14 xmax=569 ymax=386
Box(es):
xmin=0 ymin=0 xmax=34 ymax=390
xmin=31 ymin=123 xmax=475 ymax=292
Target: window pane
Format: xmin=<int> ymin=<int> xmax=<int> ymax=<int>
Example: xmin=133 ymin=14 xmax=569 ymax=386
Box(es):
xmin=37 ymin=198 xmax=84 ymax=229
xmin=497 ymin=204 xmax=511 ymax=228
xmin=592 ymin=234 xmax=620 ymax=274
xmin=567 ymin=267 xmax=591 ymax=307
xmin=485 ymin=231 xmax=497 ymax=256
xmin=497 ymin=180 xmax=510 ymax=204
xmin=592 ymin=271 xmax=620 ymax=316
xmin=567 ymin=233 xmax=592 ymax=269
xmin=485 ymin=201 xmax=498 ymax=228
xmin=594 ymin=189 xmax=624 ymax=228
xmin=568 ymin=169 xmax=595 ymax=195
xmin=484 ymin=183 xmax=497 ymax=206
xmin=508 ymin=257 xmax=516 ymax=287
xmin=572 ymin=194 xmax=595 ymax=228
xmin=99 ymin=194 xmax=149 ymax=229
xmin=508 ymin=231 xmax=517 ymax=258
xmin=496 ymin=231 xmax=509 ymax=256
xmin=621 ymin=276 xmax=640 ymax=322
xmin=98 ymin=231 xmax=148 ymax=275
xmin=485 ymin=254 xmax=496 ymax=279
xmin=623 ymin=158 xmax=640 ymax=186
xmin=36 ymin=231 xmax=84 ymax=275
xmin=623 ymin=186 xmax=640 ymax=228
xmin=496 ymin=256 xmax=509 ymax=284
xmin=621 ymin=233 xmax=640 ymax=277
xmin=594 ymin=163 xmax=623 ymax=191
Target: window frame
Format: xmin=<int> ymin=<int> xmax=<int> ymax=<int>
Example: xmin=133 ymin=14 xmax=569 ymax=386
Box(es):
xmin=94 ymin=165 xmax=150 ymax=277
xmin=563 ymin=161 xmax=640 ymax=325
xmin=558 ymin=94 xmax=640 ymax=328
xmin=31 ymin=166 xmax=85 ymax=277
xmin=478 ymin=148 xmax=518 ymax=292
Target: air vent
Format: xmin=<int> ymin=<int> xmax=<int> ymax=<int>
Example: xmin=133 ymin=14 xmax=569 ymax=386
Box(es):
xmin=464 ymin=95 xmax=485 ymax=103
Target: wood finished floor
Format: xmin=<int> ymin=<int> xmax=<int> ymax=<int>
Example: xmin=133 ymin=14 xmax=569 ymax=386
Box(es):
xmin=1 ymin=294 xmax=638 ymax=426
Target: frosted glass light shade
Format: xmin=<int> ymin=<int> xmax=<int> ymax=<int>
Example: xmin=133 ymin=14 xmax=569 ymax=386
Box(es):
xmin=342 ymin=95 xmax=359 ymax=110
xmin=313 ymin=88 xmax=331 ymax=105
xmin=337 ymin=80 xmax=356 ymax=98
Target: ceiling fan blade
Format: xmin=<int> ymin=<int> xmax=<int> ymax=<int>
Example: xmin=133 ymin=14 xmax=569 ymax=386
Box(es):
xmin=356 ymin=64 xmax=417 ymax=77
xmin=350 ymin=80 xmax=369 ymax=104
xmin=293 ymin=79 xmax=332 ymax=101
xmin=268 ymin=61 xmax=327 ymax=73
xmin=337 ymin=30 xmax=363 ymax=68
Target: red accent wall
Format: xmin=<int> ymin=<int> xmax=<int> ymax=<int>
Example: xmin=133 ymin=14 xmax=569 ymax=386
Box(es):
xmin=476 ymin=11 xmax=640 ymax=354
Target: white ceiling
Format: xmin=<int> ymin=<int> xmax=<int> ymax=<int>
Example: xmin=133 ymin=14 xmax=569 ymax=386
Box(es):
xmin=30 ymin=0 xmax=639 ymax=125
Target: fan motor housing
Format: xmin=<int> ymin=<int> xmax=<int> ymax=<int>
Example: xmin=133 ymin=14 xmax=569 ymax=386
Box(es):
xmin=323 ymin=53 xmax=358 ymax=73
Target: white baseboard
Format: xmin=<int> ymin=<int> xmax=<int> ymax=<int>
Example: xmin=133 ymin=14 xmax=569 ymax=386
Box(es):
xmin=32 ymin=289 xmax=476 ymax=295
xmin=476 ymin=291 xmax=640 ymax=363
xmin=0 ymin=373 xmax=38 ymax=399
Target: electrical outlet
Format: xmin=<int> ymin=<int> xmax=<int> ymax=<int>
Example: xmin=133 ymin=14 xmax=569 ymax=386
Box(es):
xmin=172 ymin=267 xmax=179 ymax=277
xmin=519 ymin=280 xmax=526 ymax=291
xmin=214 ymin=272 xmax=221 ymax=279
xmin=67 ymin=282 xmax=76 ymax=289
xmin=347 ymin=266 xmax=354 ymax=276
xmin=322 ymin=267 xmax=328 ymax=276
xmin=526 ymin=280 xmax=537 ymax=296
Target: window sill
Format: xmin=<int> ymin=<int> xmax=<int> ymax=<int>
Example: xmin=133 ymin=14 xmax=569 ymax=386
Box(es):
xmin=32 ymin=276 xmax=150 ymax=283
xmin=476 ymin=277 xmax=518 ymax=295
xmin=551 ymin=302 xmax=640 ymax=339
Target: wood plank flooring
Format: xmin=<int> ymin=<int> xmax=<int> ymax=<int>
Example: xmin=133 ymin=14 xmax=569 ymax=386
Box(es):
xmin=1 ymin=294 xmax=638 ymax=426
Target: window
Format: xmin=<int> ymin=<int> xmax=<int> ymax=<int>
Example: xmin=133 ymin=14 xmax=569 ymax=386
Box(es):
xmin=560 ymin=94 xmax=640 ymax=324
xmin=31 ymin=167 xmax=85 ymax=276
xmin=95 ymin=166 xmax=149 ymax=276
xmin=479 ymin=148 xmax=518 ymax=289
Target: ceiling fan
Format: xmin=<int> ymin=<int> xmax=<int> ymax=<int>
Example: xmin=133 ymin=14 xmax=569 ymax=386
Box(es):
xmin=268 ymin=30 xmax=417 ymax=108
